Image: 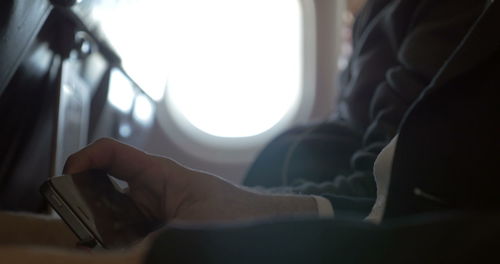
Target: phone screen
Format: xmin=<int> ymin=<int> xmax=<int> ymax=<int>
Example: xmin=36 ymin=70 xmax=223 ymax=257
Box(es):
xmin=48 ymin=170 xmax=159 ymax=248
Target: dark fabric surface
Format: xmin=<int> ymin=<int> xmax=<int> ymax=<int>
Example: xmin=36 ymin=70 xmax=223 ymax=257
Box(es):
xmin=384 ymin=0 xmax=500 ymax=219
xmin=244 ymin=0 xmax=485 ymax=217
xmin=146 ymin=212 xmax=500 ymax=264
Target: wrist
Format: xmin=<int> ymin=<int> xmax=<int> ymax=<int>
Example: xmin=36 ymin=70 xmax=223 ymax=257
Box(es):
xmin=253 ymin=193 xmax=318 ymax=219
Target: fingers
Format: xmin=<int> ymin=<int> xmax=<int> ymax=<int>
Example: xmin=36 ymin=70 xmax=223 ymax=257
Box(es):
xmin=63 ymin=138 xmax=154 ymax=182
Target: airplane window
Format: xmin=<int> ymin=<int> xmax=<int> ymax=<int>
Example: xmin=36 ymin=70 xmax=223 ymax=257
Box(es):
xmin=163 ymin=0 xmax=302 ymax=138
xmin=93 ymin=0 xmax=302 ymax=138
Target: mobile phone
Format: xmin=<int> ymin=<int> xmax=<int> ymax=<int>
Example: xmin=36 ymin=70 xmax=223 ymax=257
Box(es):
xmin=40 ymin=170 xmax=160 ymax=249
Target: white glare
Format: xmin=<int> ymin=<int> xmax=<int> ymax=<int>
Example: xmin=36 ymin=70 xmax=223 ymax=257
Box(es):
xmin=93 ymin=1 xmax=169 ymax=101
xmin=166 ymin=0 xmax=302 ymax=137
xmin=95 ymin=0 xmax=302 ymax=137
xmin=133 ymin=94 xmax=155 ymax=125
xmin=108 ymin=69 xmax=136 ymax=113
xmin=119 ymin=122 xmax=132 ymax=138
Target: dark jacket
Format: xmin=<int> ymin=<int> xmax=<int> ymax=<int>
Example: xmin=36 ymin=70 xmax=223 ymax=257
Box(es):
xmin=384 ymin=0 xmax=500 ymax=219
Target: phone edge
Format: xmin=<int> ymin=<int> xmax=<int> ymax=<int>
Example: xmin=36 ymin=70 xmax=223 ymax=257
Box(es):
xmin=40 ymin=181 xmax=104 ymax=248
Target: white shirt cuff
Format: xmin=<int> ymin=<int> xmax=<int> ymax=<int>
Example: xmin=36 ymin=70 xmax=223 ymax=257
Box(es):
xmin=311 ymin=195 xmax=334 ymax=218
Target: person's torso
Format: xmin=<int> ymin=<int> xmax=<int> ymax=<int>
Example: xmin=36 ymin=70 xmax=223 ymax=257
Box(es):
xmin=384 ymin=0 xmax=500 ymax=218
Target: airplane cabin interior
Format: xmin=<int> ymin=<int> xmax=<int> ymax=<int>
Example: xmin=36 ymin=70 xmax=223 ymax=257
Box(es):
xmin=1 ymin=0 xmax=497 ymax=262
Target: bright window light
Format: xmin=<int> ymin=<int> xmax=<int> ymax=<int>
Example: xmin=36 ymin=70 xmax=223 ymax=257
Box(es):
xmin=108 ymin=69 xmax=136 ymax=113
xmin=119 ymin=122 xmax=132 ymax=138
xmin=94 ymin=0 xmax=302 ymax=138
xmin=165 ymin=0 xmax=302 ymax=138
xmin=133 ymin=94 xmax=155 ymax=125
xmin=92 ymin=1 xmax=171 ymax=101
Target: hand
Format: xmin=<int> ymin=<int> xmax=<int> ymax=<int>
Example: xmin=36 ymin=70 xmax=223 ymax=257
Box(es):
xmin=64 ymin=138 xmax=317 ymax=224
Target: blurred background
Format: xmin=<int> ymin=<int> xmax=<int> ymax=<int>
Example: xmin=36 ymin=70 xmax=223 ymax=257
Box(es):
xmin=0 ymin=0 xmax=365 ymax=212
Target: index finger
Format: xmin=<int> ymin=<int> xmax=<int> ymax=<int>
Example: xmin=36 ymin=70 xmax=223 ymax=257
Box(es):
xmin=63 ymin=138 xmax=154 ymax=182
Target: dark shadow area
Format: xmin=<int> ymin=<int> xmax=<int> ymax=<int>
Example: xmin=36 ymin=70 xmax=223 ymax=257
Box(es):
xmin=0 ymin=0 xmax=14 ymax=34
